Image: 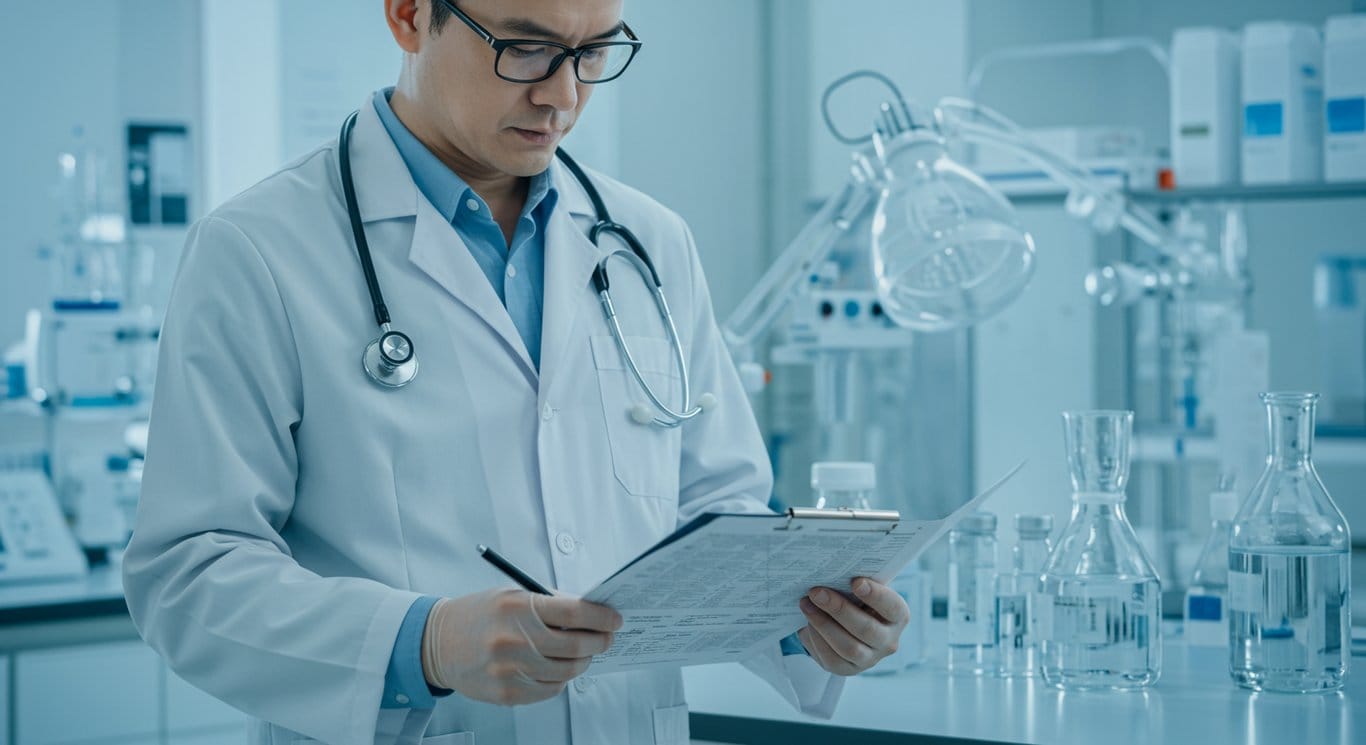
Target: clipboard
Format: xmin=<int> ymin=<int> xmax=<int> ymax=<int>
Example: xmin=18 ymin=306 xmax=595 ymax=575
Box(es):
xmin=581 ymin=461 xmax=1026 ymax=673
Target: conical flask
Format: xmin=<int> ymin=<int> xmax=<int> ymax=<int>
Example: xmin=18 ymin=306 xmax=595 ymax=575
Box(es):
xmin=1040 ymin=410 xmax=1162 ymax=690
xmin=1228 ymin=392 xmax=1351 ymax=692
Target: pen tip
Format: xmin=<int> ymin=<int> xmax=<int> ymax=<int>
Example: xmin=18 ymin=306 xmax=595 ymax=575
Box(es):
xmin=477 ymin=544 xmax=488 ymax=554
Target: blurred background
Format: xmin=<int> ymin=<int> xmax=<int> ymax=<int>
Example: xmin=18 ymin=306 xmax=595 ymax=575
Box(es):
xmin=1 ymin=1 xmax=1365 ymax=742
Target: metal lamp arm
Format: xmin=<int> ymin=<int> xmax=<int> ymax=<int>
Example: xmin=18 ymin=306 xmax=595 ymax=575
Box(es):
xmin=721 ymin=176 xmax=877 ymax=361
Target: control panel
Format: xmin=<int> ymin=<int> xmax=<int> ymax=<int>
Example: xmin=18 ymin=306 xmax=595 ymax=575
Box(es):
xmin=0 ymin=470 xmax=88 ymax=583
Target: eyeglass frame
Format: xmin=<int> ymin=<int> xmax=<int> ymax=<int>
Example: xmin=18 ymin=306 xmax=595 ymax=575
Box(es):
xmin=436 ymin=0 xmax=642 ymax=84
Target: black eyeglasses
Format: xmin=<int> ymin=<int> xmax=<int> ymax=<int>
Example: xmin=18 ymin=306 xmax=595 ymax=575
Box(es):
xmin=437 ymin=0 xmax=642 ymax=84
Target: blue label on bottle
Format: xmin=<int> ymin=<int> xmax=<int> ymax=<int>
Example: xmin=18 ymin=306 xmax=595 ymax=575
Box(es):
xmin=1187 ymin=594 xmax=1223 ymax=621
xmin=1327 ymin=97 xmax=1366 ymax=134
xmin=1244 ymin=102 xmax=1284 ymax=137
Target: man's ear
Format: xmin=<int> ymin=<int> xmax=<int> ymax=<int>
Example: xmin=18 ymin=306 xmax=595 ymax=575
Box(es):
xmin=385 ymin=0 xmax=424 ymax=54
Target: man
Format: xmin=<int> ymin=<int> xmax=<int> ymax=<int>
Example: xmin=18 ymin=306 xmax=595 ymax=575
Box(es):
xmin=123 ymin=2 xmax=910 ymax=743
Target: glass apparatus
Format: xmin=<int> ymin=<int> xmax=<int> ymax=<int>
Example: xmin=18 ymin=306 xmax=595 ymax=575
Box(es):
xmin=870 ymin=133 xmax=1036 ymax=332
xmin=810 ymin=461 xmax=875 ymax=510
xmin=995 ymin=514 xmax=1054 ymax=677
xmin=948 ymin=511 xmax=998 ymax=674
xmin=1184 ymin=477 xmax=1239 ymax=645
xmin=1040 ymin=411 xmax=1162 ymax=690
xmin=53 ymin=126 xmax=127 ymax=309
xmin=1229 ymin=393 xmax=1351 ymax=693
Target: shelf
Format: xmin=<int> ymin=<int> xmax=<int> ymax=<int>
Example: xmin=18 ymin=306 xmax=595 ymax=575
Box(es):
xmin=1134 ymin=430 xmax=1366 ymax=467
xmin=1007 ymin=180 xmax=1366 ymax=206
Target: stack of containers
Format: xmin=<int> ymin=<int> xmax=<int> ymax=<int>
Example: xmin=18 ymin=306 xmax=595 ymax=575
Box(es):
xmin=1241 ymin=22 xmax=1324 ymax=184
xmin=1325 ymin=14 xmax=1366 ymax=181
xmin=1171 ymin=28 xmax=1242 ymax=186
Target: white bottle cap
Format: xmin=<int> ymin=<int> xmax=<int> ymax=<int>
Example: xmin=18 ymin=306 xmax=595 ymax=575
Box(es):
xmin=811 ymin=461 xmax=876 ymax=491
xmin=1209 ymin=490 xmax=1241 ymax=521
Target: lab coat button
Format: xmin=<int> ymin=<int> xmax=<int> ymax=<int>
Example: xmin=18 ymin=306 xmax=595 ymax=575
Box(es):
xmin=573 ymin=677 xmax=594 ymax=693
xmin=555 ymin=532 xmax=576 ymax=555
xmin=542 ymin=404 xmax=554 ymax=421
xmin=506 ymin=265 xmax=517 ymax=279
xmin=394 ymin=694 xmax=409 ymax=705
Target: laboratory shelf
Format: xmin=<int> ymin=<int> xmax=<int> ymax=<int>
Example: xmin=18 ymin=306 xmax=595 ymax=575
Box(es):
xmin=1006 ymin=179 xmax=1366 ymax=206
xmin=684 ymin=620 xmax=1362 ymax=745
xmin=1133 ymin=429 xmax=1366 ymax=466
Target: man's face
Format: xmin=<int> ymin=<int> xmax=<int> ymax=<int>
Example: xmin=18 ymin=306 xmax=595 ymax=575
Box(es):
xmin=412 ymin=0 xmax=625 ymax=178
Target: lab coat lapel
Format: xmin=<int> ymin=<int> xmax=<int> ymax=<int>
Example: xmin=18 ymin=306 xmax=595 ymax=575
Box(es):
xmin=408 ymin=198 xmax=538 ymax=383
xmin=539 ymin=160 xmax=610 ymax=397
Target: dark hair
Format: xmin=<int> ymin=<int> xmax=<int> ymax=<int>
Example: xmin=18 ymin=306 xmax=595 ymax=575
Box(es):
xmin=429 ymin=0 xmax=452 ymax=35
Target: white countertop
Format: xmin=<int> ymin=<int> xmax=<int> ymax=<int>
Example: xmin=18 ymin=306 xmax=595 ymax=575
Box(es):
xmin=684 ymin=621 xmax=1362 ymax=745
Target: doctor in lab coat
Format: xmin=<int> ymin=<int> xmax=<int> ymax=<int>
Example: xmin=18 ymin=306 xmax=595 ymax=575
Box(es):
xmin=122 ymin=1 xmax=910 ymax=743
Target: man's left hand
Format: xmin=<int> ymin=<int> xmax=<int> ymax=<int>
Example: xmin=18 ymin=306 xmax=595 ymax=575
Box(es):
xmin=797 ymin=577 xmax=909 ymax=676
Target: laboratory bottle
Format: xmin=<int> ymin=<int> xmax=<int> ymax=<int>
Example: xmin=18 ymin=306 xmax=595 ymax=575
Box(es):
xmin=810 ymin=461 xmax=874 ymax=510
xmin=948 ymin=511 xmax=998 ymax=674
xmin=1040 ymin=410 xmax=1162 ymax=690
xmin=1229 ymin=393 xmax=1351 ymax=693
xmin=994 ymin=514 xmax=1054 ymax=677
xmin=1184 ymin=478 xmax=1239 ymax=646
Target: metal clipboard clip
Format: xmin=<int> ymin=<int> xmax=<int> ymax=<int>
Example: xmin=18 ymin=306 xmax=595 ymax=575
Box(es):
xmin=779 ymin=507 xmax=901 ymax=534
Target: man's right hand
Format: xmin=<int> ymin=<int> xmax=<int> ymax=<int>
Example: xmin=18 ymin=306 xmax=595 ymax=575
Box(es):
xmin=420 ymin=589 xmax=622 ymax=706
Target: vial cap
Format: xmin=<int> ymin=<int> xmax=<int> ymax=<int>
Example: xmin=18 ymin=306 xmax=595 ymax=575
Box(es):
xmin=1209 ymin=490 xmax=1241 ymax=521
xmin=955 ymin=511 xmax=997 ymax=534
xmin=811 ymin=461 xmax=876 ymax=491
xmin=1015 ymin=513 xmax=1053 ymax=536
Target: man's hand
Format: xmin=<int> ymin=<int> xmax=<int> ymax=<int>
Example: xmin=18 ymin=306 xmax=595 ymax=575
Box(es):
xmin=421 ymin=589 xmax=622 ymax=706
xmin=797 ymin=577 xmax=909 ymax=676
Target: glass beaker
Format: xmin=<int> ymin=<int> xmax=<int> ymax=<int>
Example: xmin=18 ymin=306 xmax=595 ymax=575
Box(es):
xmin=1040 ymin=410 xmax=1162 ymax=690
xmin=1228 ymin=392 xmax=1351 ymax=693
xmin=995 ymin=514 xmax=1054 ymax=677
xmin=948 ymin=511 xmax=998 ymax=674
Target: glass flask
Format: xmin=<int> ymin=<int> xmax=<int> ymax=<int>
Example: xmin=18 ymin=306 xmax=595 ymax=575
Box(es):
xmin=810 ymin=461 xmax=874 ymax=510
xmin=995 ymin=514 xmax=1054 ymax=677
xmin=948 ymin=511 xmax=998 ymax=674
xmin=1229 ymin=392 xmax=1351 ymax=693
xmin=869 ymin=132 xmax=1035 ymax=332
xmin=1040 ymin=410 xmax=1162 ymax=690
xmin=1185 ymin=478 xmax=1240 ymax=646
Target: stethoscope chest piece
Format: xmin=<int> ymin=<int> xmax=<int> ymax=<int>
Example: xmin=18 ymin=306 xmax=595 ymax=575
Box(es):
xmin=363 ymin=328 xmax=418 ymax=388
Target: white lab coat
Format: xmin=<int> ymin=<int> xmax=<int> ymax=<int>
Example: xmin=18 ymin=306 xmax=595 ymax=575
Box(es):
xmin=122 ymin=94 xmax=842 ymax=745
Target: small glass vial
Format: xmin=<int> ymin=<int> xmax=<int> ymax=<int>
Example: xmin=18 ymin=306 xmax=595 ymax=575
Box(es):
xmin=1184 ymin=479 xmax=1239 ymax=647
xmin=1040 ymin=410 xmax=1162 ymax=690
xmin=995 ymin=514 xmax=1054 ymax=677
xmin=810 ymin=462 xmax=874 ymax=510
xmin=948 ymin=511 xmax=998 ymax=674
xmin=1229 ymin=392 xmax=1351 ymax=693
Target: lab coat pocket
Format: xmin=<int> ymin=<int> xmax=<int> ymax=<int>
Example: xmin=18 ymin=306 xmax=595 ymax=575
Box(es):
xmin=589 ymin=334 xmax=683 ymax=499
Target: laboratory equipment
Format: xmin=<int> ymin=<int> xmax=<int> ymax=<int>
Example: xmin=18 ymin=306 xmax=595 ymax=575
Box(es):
xmin=1171 ymin=27 xmax=1242 ymax=187
xmin=1229 ymin=392 xmax=1351 ymax=693
xmin=1184 ymin=477 xmax=1239 ymax=646
xmin=340 ymin=113 xmax=716 ymax=425
xmin=972 ymin=126 xmax=1160 ymax=194
xmin=1041 ymin=410 xmax=1162 ymax=691
xmin=1325 ymin=15 xmax=1366 ymax=182
xmin=0 ymin=470 xmax=88 ymax=583
xmin=1241 ymin=22 xmax=1325 ymax=185
xmin=52 ymin=127 xmax=129 ymax=309
xmin=810 ymin=461 xmax=874 ymax=510
xmin=1314 ymin=257 xmax=1366 ymax=427
xmin=948 ymin=511 xmax=997 ymax=674
xmin=995 ymin=514 xmax=1054 ymax=677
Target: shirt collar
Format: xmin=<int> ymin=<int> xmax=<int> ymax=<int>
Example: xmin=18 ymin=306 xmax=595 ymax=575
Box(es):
xmin=372 ymin=87 xmax=557 ymax=226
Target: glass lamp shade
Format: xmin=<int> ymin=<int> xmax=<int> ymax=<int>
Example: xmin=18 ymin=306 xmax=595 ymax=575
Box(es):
xmin=871 ymin=136 xmax=1036 ymax=331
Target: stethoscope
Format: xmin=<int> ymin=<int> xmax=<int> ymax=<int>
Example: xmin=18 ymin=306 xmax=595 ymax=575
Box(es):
xmin=339 ymin=111 xmax=714 ymax=428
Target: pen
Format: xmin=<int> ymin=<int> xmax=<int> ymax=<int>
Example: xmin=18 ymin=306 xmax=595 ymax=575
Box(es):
xmin=478 ymin=544 xmax=553 ymax=596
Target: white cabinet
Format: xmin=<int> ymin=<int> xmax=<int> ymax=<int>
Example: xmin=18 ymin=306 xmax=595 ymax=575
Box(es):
xmin=15 ymin=641 xmax=161 ymax=745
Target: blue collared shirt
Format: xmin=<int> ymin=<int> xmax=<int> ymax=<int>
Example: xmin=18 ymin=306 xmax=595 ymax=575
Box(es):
xmin=374 ymin=87 xmax=555 ymax=709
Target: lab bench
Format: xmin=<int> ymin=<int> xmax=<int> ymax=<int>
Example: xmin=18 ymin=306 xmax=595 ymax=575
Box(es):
xmin=683 ymin=619 xmax=1362 ymax=745
xmin=0 ymin=564 xmax=247 ymax=745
